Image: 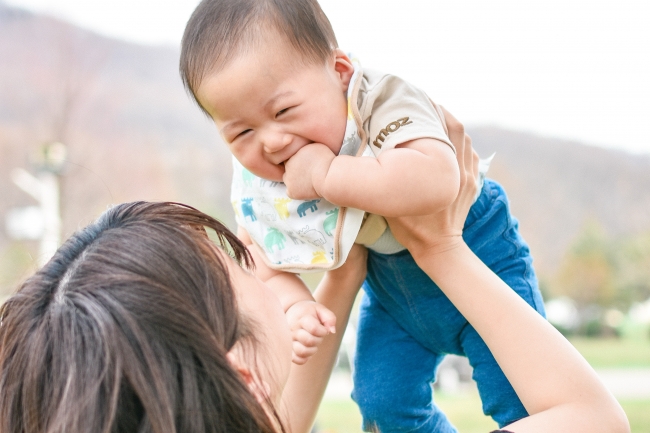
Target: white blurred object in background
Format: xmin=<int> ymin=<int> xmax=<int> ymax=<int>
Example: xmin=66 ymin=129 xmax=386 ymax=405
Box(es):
xmin=629 ymin=298 xmax=650 ymax=324
xmin=545 ymin=296 xmax=580 ymax=331
xmin=5 ymin=206 xmax=45 ymax=241
xmin=6 ymin=142 xmax=66 ymax=267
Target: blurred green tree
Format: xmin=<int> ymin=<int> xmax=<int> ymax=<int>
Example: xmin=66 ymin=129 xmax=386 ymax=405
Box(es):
xmin=553 ymin=222 xmax=650 ymax=311
xmin=554 ymin=221 xmax=617 ymax=308
xmin=614 ymin=232 xmax=650 ymax=306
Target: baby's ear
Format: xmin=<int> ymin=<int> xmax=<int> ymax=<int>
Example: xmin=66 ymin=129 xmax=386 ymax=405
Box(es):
xmin=332 ymin=49 xmax=355 ymax=91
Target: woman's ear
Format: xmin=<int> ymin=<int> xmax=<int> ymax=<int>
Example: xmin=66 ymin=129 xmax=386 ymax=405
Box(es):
xmin=332 ymin=48 xmax=355 ymax=91
xmin=226 ymin=348 xmax=271 ymax=405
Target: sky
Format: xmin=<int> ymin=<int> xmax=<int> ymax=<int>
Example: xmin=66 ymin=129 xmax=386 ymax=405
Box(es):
xmin=5 ymin=0 xmax=650 ymax=155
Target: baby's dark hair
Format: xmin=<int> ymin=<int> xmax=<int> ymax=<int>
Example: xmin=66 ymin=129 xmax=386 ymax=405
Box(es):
xmin=180 ymin=0 xmax=338 ymax=114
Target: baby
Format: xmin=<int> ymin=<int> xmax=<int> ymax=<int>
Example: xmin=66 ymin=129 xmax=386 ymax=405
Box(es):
xmin=180 ymin=0 xmax=546 ymax=431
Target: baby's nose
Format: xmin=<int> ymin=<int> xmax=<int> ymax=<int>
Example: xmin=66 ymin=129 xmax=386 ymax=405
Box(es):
xmin=262 ymin=130 xmax=292 ymax=154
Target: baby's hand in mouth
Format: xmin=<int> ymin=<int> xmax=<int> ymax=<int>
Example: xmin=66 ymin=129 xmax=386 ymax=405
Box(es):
xmin=283 ymin=144 xmax=335 ymax=200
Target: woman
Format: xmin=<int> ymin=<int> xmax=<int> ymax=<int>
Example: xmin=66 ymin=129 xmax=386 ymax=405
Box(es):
xmin=0 ymin=112 xmax=628 ymax=433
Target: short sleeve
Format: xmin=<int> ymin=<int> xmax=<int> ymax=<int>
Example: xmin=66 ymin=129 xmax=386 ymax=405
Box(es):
xmin=360 ymin=72 xmax=454 ymax=156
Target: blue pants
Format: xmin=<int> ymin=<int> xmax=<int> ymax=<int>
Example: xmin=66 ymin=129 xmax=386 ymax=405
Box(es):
xmin=351 ymin=179 xmax=546 ymax=432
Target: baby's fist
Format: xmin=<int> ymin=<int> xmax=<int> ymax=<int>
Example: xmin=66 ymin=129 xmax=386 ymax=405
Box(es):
xmin=283 ymin=144 xmax=335 ymax=200
xmin=285 ymin=300 xmax=336 ymax=365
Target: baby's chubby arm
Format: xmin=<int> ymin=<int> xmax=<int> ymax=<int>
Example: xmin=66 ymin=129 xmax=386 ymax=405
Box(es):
xmin=237 ymin=227 xmax=336 ymax=364
xmin=283 ymin=138 xmax=460 ymax=217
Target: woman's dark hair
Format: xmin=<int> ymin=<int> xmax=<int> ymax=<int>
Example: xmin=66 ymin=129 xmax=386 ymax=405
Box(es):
xmin=180 ymin=0 xmax=338 ymax=116
xmin=0 ymin=202 xmax=281 ymax=433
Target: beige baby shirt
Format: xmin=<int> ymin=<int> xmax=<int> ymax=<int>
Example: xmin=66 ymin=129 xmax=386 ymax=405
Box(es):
xmin=347 ymin=68 xmax=456 ymax=253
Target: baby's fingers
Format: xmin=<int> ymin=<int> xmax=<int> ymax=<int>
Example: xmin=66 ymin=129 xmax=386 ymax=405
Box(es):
xmin=291 ymin=328 xmax=324 ymax=364
xmin=292 ymin=342 xmax=318 ymax=365
xmin=298 ymin=313 xmax=332 ymax=338
xmin=292 ymin=327 xmax=324 ymax=364
xmin=315 ymin=303 xmax=337 ymax=334
xmin=294 ymin=328 xmax=324 ymax=348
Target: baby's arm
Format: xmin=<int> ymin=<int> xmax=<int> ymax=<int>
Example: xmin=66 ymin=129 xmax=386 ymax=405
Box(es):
xmin=283 ymin=138 xmax=459 ymax=217
xmin=281 ymin=244 xmax=367 ymax=433
xmin=237 ymin=227 xmax=336 ymax=364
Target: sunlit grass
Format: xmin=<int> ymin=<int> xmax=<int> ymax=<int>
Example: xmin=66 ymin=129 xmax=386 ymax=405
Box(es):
xmin=569 ymin=335 xmax=650 ymax=368
xmin=315 ymin=386 xmax=496 ymax=433
xmin=314 ymin=399 xmax=361 ymax=433
xmin=316 ymin=335 xmax=650 ymax=432
xmin=620 ymin=399 xmax=650 ymax=433
xmin=434 ymin=390 xmax=498 ymax=433
xmin=316 ymin=395 xmax=650 ymax=433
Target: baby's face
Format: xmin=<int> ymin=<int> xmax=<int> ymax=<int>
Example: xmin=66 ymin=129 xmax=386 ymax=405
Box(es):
xmin=197 ymin=38 xmax=353 ymax=182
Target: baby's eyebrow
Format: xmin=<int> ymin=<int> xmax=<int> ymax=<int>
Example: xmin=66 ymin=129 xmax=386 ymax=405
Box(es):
xmin=220 ymin=121 xmax=244 ymax=138
xmin=265 ymin=90 xmax=294 ymax=109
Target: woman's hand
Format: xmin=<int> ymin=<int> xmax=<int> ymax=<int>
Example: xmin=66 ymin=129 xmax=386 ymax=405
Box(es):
xmin=386 ymin=108 xmax=479 ymax=260
xmin=386 ymin=108 xmax=629 ymax=433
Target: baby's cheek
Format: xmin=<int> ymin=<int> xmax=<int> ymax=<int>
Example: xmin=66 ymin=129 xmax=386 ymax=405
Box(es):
xmin=244 ymin=157 xmax=285 ymax=182
xmin=318 ymin=119 xmax=347 ymax=154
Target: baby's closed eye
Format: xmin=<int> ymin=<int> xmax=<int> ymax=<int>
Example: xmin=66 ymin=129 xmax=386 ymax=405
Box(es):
xmin=275 ymin=107 xmax=293 ymax=118
xmin=235 ymin=129 xmax=252 ymax=140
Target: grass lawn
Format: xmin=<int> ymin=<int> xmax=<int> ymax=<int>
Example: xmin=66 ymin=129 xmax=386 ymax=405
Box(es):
xmin=314 ymin=399 xmax=362 ymax=433
xmin=316 ymin=395 xmax=650 ymax=433
xmin=316 ymin=331 xmax=650 ymax=433
xmin=315 ymin=335 xmax=650 ymax=432
xmin=569 ymin=335 xmax=650 ymax=368
xmin=621 ymin=399 xmax=650 ymax=433
xmin=315 ymin=387 xmax=496 ymax=433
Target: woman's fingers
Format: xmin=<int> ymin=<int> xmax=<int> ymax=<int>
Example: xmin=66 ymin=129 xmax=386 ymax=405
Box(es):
xmin=385 ymin=107 xmax=477 ymax=256
xmin=440 ymin=105 xmax=472 ymax=190
xmin=463 ymin=133 xmax=473 ymax=178
xmin=440 ymin=105 xmax=464 ymax=139
xmin=472 ymin=139 xmax=479 ymax=184
xmin=440 ymin=106 xmax=478 ymax=217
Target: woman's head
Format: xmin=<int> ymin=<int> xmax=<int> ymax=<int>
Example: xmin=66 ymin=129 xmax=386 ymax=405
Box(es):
xmin=0 ymin=202 xmax=289 ymax=433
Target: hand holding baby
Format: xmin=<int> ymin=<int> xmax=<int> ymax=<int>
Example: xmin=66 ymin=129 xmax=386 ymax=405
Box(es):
xmin=283 ymin=143 xmax=336 ymax=200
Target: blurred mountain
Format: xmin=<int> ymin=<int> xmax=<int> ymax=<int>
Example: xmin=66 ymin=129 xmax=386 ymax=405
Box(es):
xmin=471 ymin=128 xmax=650 ymax=273
xmin=0 ymin=2 xmax=233 ymax=233
xmin=1 ymin=3 xmax=649 ymax=291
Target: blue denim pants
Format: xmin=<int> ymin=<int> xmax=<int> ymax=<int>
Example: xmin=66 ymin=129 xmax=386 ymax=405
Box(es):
xmin=351 ymin=179 xmax=546 ymax=432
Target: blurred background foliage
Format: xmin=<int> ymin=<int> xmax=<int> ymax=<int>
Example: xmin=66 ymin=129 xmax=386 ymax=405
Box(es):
xmin=548 ymin=223 xmax=650 ymax=337
xmin=555 ymin=222 xmax=650 ymax=309
xmin=1 ymin=3 xmax=649 ymax=432
xmin=2 ymin=2 xmax=650 ymax=336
